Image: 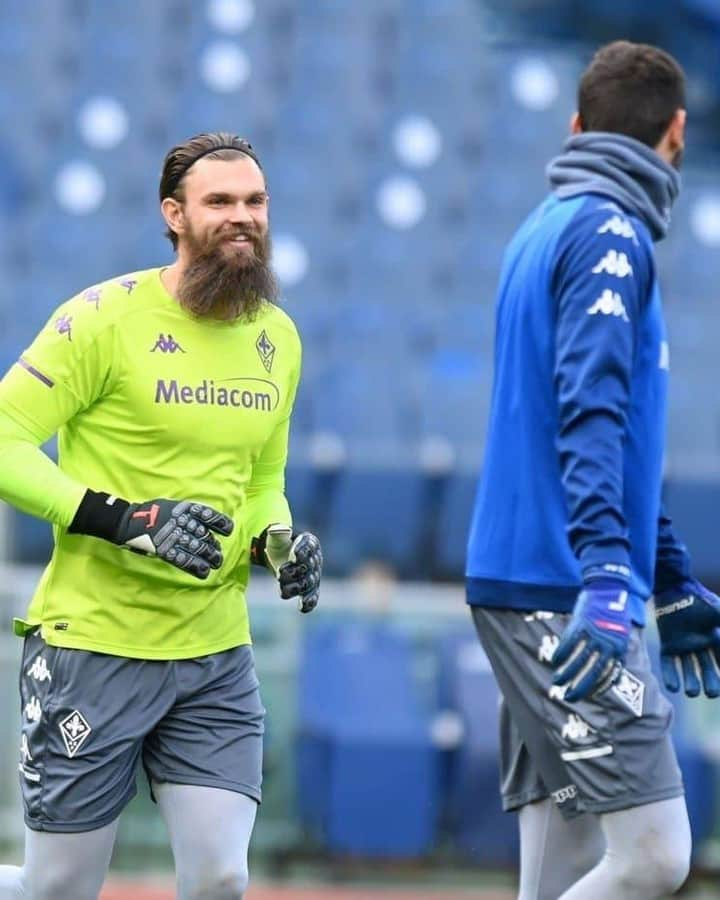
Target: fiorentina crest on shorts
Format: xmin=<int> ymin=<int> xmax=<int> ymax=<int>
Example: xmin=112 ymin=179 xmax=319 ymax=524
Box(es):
xmin=611 ymin=669 xmax=645 ymax=717
xmin=59 ymin=710 xmax=92 ymax=758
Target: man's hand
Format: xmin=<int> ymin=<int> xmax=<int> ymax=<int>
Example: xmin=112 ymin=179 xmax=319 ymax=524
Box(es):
xmin=69 ymin=490 xmax=234 ymax=580
xmin=655 ymin=579 xmax=720 ymax=698
xmin=552 ymin=578 xmax=632 ymax=702
xmin=251 ymin=524 xmax=322 ymax=613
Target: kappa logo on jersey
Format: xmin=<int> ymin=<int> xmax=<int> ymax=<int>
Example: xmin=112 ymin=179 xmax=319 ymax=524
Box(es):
xmin=27 ymin=656 xmax=51 ymax=682
xmin=24 ymin=696 xmax=42 ymax=722
xmin=55 ymin=314 xmax=73 ymax=341
xmin=591 ymin=249 xmax=634 ymax=278
xmin=611 ymin=669 xmax=645 ymax=717
xmin=597 ymin=215 xmax=638 ymax=242
xmin=119 ymin=278 xmax=138 ymax=294
xmin=561 ymin=713 xmax=595 ymax=743
xmin=83 ymin=286 xmax=102 ymax=310
xmin=551 ymin=784 xmax=578 ymax=805
xmin=538 ymin=634 xmax=559 ymax=663
xmin=59 ymin=710 xmax=92 ymax=758
xmin=587 ymin=289 xmax=630 ymax=323
xmin=256 ymin=330 xmax=275 ymax=373
xmin=151 ymin=333 xmax=185 ymax=353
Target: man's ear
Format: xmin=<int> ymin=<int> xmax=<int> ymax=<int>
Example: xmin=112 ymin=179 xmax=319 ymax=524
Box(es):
xmin=161 ymin=197 xmax=185 ymax=237
xmin=570 ymin=112 xmax=583 ymax=135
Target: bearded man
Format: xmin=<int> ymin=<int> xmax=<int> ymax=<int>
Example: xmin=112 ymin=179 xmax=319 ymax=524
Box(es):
xmin=0 ymin=132 xmax=322 ymax=900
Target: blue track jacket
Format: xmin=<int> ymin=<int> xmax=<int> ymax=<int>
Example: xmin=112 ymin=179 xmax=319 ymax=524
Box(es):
xmin=466 ymin=193 xmax=689 ymax=626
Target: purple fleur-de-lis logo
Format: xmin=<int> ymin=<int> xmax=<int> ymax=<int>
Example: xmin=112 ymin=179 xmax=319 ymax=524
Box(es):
xmin=151 ymin=333 xmax=185 ymax=353
xmin=55 ymin=314 xmax=73 ymax=341
xmin=256 ymin=329 xmax=275 ymax=373
xmin=119 ymin=278 xmax=137 ymax=294
xmin=83 ymin=287 xmax=102 ymax=310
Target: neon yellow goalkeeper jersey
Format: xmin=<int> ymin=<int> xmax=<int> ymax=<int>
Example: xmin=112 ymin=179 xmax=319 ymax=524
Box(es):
xmin=0 ymin=268 xmax=301 ymax=659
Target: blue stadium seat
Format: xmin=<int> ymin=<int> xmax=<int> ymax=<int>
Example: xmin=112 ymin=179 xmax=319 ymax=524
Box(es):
xmin=296 ymin=621 xmax=439 ymax=857
xmin=436 ymin=630 xmax=519 ymax=865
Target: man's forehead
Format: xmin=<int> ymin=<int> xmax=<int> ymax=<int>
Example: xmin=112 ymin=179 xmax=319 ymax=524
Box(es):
xmin=184 ymin=156 xmax=266 ymax=196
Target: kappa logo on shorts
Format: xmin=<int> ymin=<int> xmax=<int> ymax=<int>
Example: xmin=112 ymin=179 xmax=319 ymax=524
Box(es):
xmin=561 ymin=713 xmax=595 ymax=744
xmin=611 ymin=669 xmax=645 ymax=717
xmin=551 ymin=784 xmax=578 ymax=805
xmin=27 ymin=656 xmax=51 ymax=682
xmin=538 ymin=634 xmax=559 ymax=663
xmin=24 ymin=696 xmax=42 ymax=722
xmin=59 ymin=710 xmax=92 ymax=758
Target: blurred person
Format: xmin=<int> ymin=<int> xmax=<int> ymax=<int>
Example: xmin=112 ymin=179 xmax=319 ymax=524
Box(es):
xmin=0 ymin=132 xmax=322 ymax=900
xmin=466 ymin=42 xmax=720 ymax=899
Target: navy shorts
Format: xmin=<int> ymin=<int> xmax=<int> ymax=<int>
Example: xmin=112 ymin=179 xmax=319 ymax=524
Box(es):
xmin=18 ymin=631 xmax=265 ymax=832
xmin=471 ymin=607 xmax=684 ymax=819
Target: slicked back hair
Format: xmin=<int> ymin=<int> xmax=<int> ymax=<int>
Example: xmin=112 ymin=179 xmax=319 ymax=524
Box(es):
xmin=578 ymin=41 xmax=686 ymax=148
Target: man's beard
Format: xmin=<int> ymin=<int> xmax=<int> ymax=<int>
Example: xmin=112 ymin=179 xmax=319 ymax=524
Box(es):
xmin=176 ymin=225 xmax=278 ymax=321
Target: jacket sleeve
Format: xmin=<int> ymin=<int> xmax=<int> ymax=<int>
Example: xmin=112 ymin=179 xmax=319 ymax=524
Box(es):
xmin=553 ymin=205 xmax=652 ymax=578
xmin=654 ymin=503 xmax=692 ymax=594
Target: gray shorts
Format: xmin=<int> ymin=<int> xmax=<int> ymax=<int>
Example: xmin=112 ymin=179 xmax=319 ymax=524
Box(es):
xmin=18 ymin=631 xmax=265 ymax=832
xmin=471 ymin=607 xmax=684 ymax=819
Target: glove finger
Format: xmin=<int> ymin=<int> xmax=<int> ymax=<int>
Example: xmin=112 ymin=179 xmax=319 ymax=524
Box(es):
xmin=660 ymin=654 xmax=681 ymax=693
xmin=696 ymin=649 xmax=720 ymax=698
xmin=298 ymin=590 xmax=319 ymax=614
xmin=162 ymin=546 xmax=212 ymax=580
xmin=193 ymin=504 xmax=234 ymax=536
xmin=564 ymin=650 xmax=606 ymax=703
xmin=591 ymin=659 xmax=622 ymax=697
xmin=552 ymin=637 xmax=589 ymax=685
xmin=681 ymin=653 xmax=702 ymax=698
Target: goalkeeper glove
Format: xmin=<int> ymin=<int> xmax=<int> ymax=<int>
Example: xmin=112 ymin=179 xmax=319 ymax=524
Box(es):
xmin=69 ymin=489 xmax=234 ymax=580
xmin=552 ymin=573 xmax=631 ymax=702
xmin=655 ymin=578 xmax=720 ymax=698
xmin=251 ymin=524 xmax=322 ymax=613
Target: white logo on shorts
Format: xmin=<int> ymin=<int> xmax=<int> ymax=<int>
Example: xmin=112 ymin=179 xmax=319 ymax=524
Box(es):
xmin=611 ymin=669 xmax=645 ymax=717
xmin=561 ymin=713 xmax=595 ymax=743
xmin=551 ymin=784 xmax=577 ymax=805
xmin=20 ymin=734 xmax=32 ymax=764
xmin=524 ymin=611 xmax=555 ymax=622
xmin=59 ymin=710 xmax=92 ymax=758
xmin=18 ymin=734 xmax=40 ymax=782
xmin=548 ymin=683 xmax=569 ymax=701
xmin=27 ymin=656 xmax=52 ymax=682
xmin=538 ymin=634 xmax=559 ymax=663
xmin=24 ymin=696 xmax=42 ymax=722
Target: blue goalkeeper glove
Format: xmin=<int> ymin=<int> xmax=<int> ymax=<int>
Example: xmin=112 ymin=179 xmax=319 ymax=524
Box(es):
xmin=552 ymin=576 xmax=632 ymax=702
xmin=69 ymin=489 xmax=234 ymax=580
xmin=251 ymin=524 xmax=322 ymax=613
xmin=655 ymin=578 xmax=720 ymax=698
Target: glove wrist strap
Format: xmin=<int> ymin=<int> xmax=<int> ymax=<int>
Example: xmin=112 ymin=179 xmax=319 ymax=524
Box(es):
xmin=68 ymin=489 xmax=130 ymax=542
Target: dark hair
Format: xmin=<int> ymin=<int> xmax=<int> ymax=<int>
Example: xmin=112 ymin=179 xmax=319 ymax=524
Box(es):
xmin=578 ymin=41 xmax=686 ymax=148
xmin=159 ymin=132 xmax=264 ymax=250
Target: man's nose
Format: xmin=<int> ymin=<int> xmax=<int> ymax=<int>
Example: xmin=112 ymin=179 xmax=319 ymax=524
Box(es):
xmin=229 ymin=202 xmax=253 ymax=224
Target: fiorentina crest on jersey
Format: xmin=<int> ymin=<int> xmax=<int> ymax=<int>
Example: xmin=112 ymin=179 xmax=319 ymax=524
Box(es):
xmin=256 ymin=330 xmax=275 ymax=373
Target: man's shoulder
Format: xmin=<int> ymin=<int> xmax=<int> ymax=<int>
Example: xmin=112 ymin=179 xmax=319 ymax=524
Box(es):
xmin=255 ymin=302 xmax=301 ymax=346
xmin=564 ymin=196 xmax=650 ymax=247
xmin=49 ymin=268 xmax=165 ymax=340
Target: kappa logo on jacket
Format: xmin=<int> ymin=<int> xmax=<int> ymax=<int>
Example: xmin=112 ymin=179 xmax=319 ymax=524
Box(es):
xmin=587 ymin=289 xmax=630 ymax=323
xmin=591 ymin=249 xmax=634 ymax=277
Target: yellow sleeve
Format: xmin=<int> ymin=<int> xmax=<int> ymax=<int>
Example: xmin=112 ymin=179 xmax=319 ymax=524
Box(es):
xmin=244 ymin=326 xmax=301 ymax=540
xmin=0 ymin=292 xmax=117 ymax=526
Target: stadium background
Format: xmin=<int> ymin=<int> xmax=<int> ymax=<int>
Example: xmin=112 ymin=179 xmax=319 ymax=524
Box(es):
xmin=1 ymin=0 xmax=720 ymax=897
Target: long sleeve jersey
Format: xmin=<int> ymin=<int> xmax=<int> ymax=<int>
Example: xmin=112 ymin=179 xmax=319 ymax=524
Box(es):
xmin=0 ymin=268 xmax=301 ymax=658
xmin=466 ymin=194 xmax=690 ymax=626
